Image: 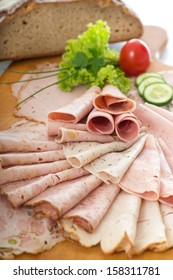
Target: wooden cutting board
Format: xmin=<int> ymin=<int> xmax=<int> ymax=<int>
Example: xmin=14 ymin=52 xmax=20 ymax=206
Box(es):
xmin=0 ymin=26 xmax=173 ymax=260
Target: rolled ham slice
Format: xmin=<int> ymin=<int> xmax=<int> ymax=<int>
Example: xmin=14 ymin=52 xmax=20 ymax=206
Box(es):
xmin=1 ymin=168 xmax=89 ymax=208
xmin=63 ymin=183 xmax=120 ymax=233
xmin=133 ymin=200 xmax=167 ymax=255
xmin=145 ymin=102 xmax=173 ymax=123
xmin=25 ymin=175 xmax=102 ymax=219
xmin=119 ymin=134 xmax=160 ymax=201
xmin=0 ymin=160 xmax=71 ymax=185
xmin=86 ymin=109 xmax=114 ymax=134
xmin=63 ymin=138 xmax=138 ymax=168
xmin=134 ymin=103 xmax=173 ymax=154
xmin=48 ymin=86 xmax=100 ymax=123
xmin=0 ymin=195 xmax=63 ymax=259
xmin=158 ymin=138 xmax=173 ymax=173
xmin=55 ymin=127 xmax=114 ymax=144
xmin=47 ymin=120 xmax=87 ymax=136
xmin=85 ymin=135 xmax=147 ymax=184
xmin=61 ymin=191 xmax=141 ymax=256
xmin=0 ymin=150 xmax=65 ymax=167
xmin=156 ymin=141 xmax=173 ymax=206
xmin=160 ymin=203 xmax=173 ymax=249
xmin=114 ymin=112 xmax=141 ymax=142
xmin=93 ymin=85 xmax=136 ymax=115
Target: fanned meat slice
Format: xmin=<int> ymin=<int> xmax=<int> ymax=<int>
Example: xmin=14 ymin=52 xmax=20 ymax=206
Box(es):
xmin=63 ymin=183 xmax=120 ymax=233
xmin=0 ymin=195 xmax=63 ymax=260
xmin=93 ymin=85 xmax=136 ymax=115
xmin=25 ymin=175 xmax=102 ymax=219
xmin=85 ymin=135 xmax=146 ymax=184
xmin=48 ymin=86 xmax=100 ymax=123
xmin=61 ymin=191 xmax=141 ymax=257
xmin=1 ymin=168 xmax=89 ymax=208
xmin=0 ymin=160 xmax=71 ymax=185
xmin=158 ymin=138 xmax=173 ymax=173
xmin=133 ymin=200 xmax=167 ymax=255
xmin=160 ymin=203 xmax=173 ymax=249
xmin=145 ymin=102 xmax=173 ymax=122
xmin=55 ymin=127 xmax=114 ymax=143
xmin=47 ymin=121 xmax=86 ymax=136
xmin=119 ymin=134 xmax=160 ymax=200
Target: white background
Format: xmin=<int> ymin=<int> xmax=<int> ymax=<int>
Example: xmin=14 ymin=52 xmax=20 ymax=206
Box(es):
xmin=124 ymin=0 xmax=173 ymax=65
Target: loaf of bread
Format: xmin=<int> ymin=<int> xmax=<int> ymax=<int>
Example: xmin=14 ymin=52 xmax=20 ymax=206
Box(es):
xmin=0 ymin=0 xmax=143 ymax=60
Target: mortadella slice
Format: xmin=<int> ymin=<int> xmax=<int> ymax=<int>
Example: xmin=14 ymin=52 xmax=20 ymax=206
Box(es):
xmin=119 ymin=134 xmax=160 ymax=200
xmin=55 ymin=127 xmax=114 ymax=144
xmin=0 ymin=160 xmax=71 ymax=185
xmin=156 ymin=141 xmax=173 ymax=207
xmin=0 ymin=195 xmax=63 ymax=259
xmin=134 ymin=103 xmax=173 ymax=153
xmin=47 ymin=120 xmax=87 ymax=136
xmin=160 ymin=203 xmax=173 ymax=250
xmin=1 ymin=168 xmax=89 ymax=208
xmin=63 ymin=138 xmax=138 ymax=168
xmin=60 ymin=191 xmax=141 ymax=257
xmin=86 ymin=109 xmax=115 ymax=134
xmin=93 ymin=85 xmax=136 ymax=115
xmin=114 ymin=112 xmax=141 ymax=142
xmin=48 ymin=86 xmax=100 ymax=123
xmin=85 ymin=135 xmax=147 ymax=184
xmin=63 ymin=183 xmax=120 ymax=233
xmin=25 ymin=175 xmax=102 ymax=220
xmin=133 ymin=200 xmax=167 ymax=255
xmin=0 ymin=150 xmax=65 ymax=167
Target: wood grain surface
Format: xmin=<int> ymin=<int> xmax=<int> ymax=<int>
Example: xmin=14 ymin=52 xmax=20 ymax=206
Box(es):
xmin=1 ymin=27 xmax=173 ymax=260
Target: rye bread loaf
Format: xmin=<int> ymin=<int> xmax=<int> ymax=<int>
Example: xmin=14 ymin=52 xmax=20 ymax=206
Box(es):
xmin=0 ymin=0 xmax=143 ymax=60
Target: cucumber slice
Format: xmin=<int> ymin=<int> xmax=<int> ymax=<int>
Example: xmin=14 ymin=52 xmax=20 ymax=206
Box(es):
xmin=138 ymin=76 xmax=164 ymax=96
xmin=135 ymin=72 xmax=162 ymax=86
xmin=143 ymin=83 xmax=173 ymax=106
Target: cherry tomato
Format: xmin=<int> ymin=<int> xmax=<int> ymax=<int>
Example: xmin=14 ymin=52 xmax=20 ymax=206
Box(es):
xmin=119 ymin=39 xmax=151 ymax=77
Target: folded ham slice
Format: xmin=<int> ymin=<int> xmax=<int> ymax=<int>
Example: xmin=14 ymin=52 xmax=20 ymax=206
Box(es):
xmin=85 ymin=135 xmax=147 ymax=184
xmin=61 ymin=191 xmax=141 ymax=256
xmin=0 ymin=150 xmax=65 ymax=167
xmin=158 ymin=138 xmax=173 ymax=173
xmin=134 ymin=104 xmax=173 ymax=154
xmin=160 ymin=203 xmax=173 ymax=250
xmin=63 ymin=183 xmax=120 ymax=233
xmin=25 ymin=175 xmax=102 ymax=220
xmin=63 ymin=138 xmax=138 ymax=168
xmin=86 ymin=109 xmax=115 ymax=134
xmin=156 ymin=141 xmax=173 ymax=206
xmin=0 ymin=195 xmax=63 ymax=259
xmin=133 ymin=200 xmax=167 ymax=255
xmin=0 ymin=160 xmax=71 ymax=185
xmin=114 ymin=112 xmax=141 ymax=142
xmin=1 ymin=168 xmax=89 ymax=208
xmin=93 ymin=85 xmax=136 ymax=115
xmin=55 ymin=127 xmax=114 ymax=144
xmin=47 ymin=120 xmax=87 ymax=136
xmin=48 ymin=86 xmax=100 ymax=123
xmin=119 ymin=134 xmax=160 ymax=200
xmin=145 ymin=102 xmax=173 ymax=123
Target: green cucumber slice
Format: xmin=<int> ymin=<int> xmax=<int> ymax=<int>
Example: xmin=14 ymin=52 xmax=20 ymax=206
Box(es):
xmin=143 ymin=82 xmax=173 ymax=106
xmin=135 ymin=72 xmax=162 ymax=86
xmin=138 ymin=76 xmax=164 ymax=96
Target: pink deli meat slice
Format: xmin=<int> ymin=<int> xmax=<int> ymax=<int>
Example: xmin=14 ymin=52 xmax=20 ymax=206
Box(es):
xmin=1 ymin=168 xmax=89 ymax=208
xmin=0 ymin=195 xmax=63 ymax=259
xmin=160 ymin=203 xmax=173 ymax=250
xmin=25 ymin=175 xmax=102 ymax=220
xmin=47 ymin=120 xmax=87 ymax=136
xmin=63 ymin=183 xmax=120 ymax=233
xmin=156 ymin=141 xmax=173 ymax=206
xmin=86 ymin=109 xmax=114 ymax=134
xmin=145 ymin=103 xmax=173 ymax=122
xmin=55 ymin=127 xmax=114 ymax=144
xmin=119 ymin=134 xmax=160 ymax=200
xmin=134 ymin=104 xmax=173 ymax=154
xmin=0 ymin=150 xmax=65 ymax=167
xmin=48 ymin=86 xmax=100 ymax=123
xmin=0 ymin=160 xmax=71 ymax=185
xmin=93 ymin=85 xmax=136 ymax=115
xmin=158 ymin=138 xmax=173 ymax=173
xmin=114 ymin=112 xmax=141 ymax=142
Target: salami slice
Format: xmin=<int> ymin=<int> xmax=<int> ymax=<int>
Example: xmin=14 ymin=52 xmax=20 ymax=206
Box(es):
xmin=93 ymin=85 xmax=136 ymax=115
xmin=63 ymin=183 xmax=120 ymax=232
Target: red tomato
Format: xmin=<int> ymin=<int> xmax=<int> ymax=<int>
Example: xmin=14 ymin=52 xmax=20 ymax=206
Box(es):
xmin=119 ymin=39 xmax=151 ymax=77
